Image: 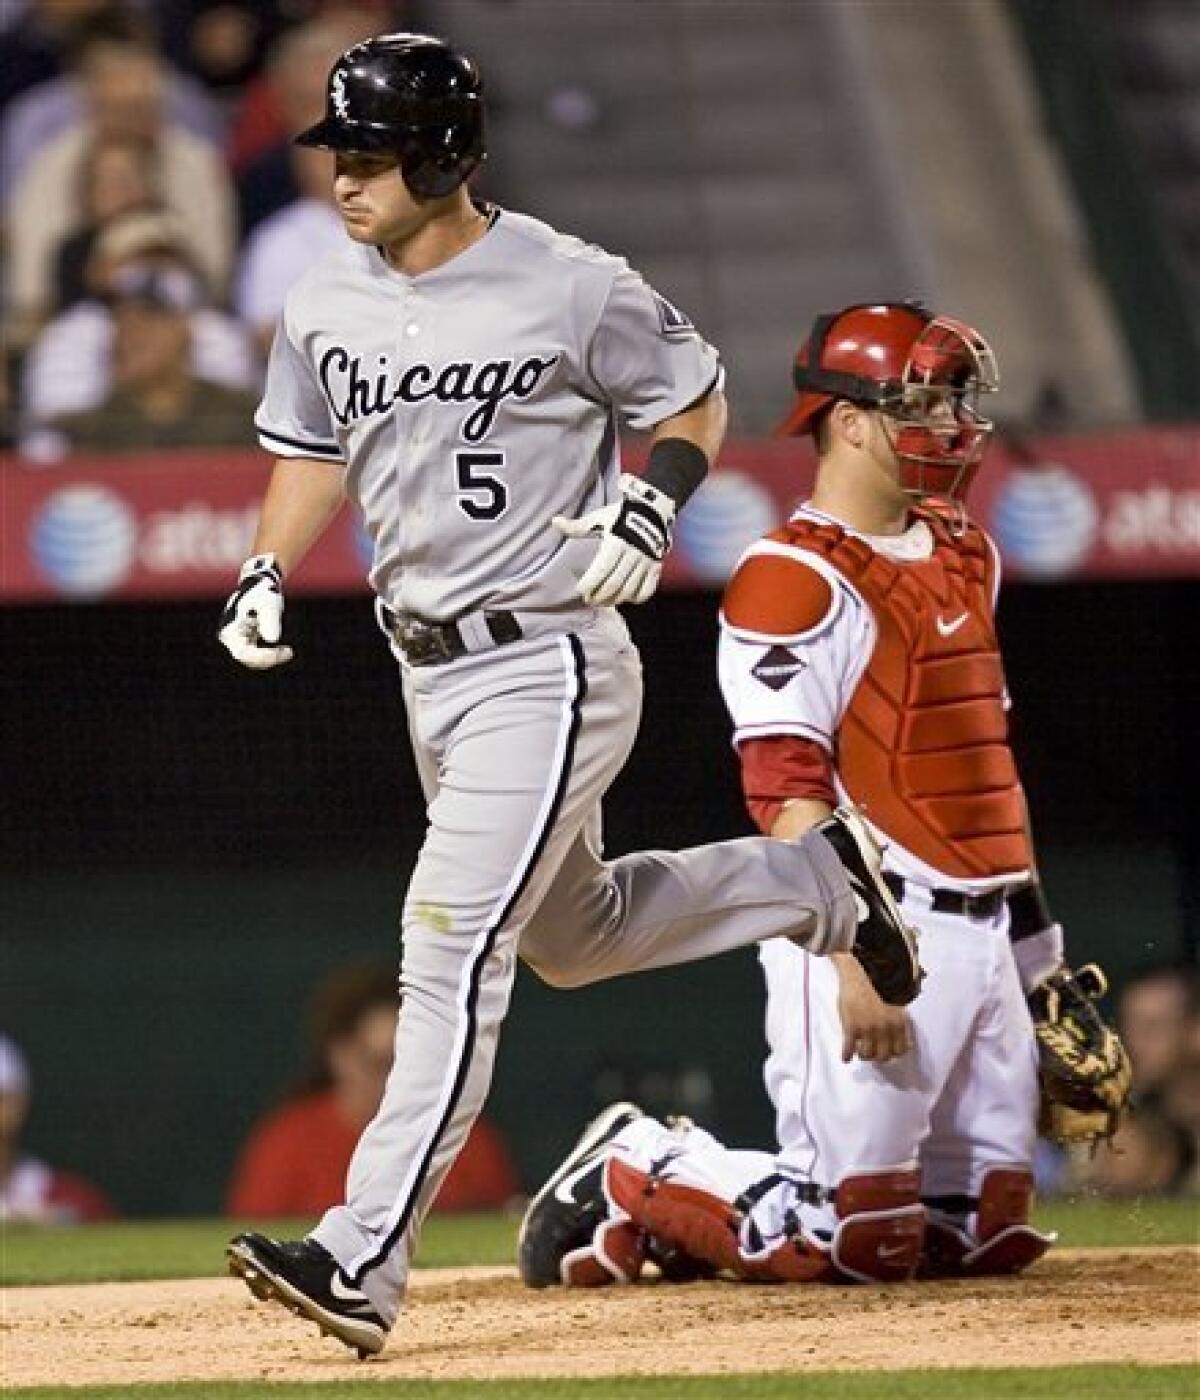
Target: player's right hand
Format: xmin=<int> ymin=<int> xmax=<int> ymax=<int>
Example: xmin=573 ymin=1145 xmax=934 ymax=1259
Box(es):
xmin=833 ymin=954 xmax=912 ymax=1063
xmin=218 ymin=553 xmax=294 ymax=670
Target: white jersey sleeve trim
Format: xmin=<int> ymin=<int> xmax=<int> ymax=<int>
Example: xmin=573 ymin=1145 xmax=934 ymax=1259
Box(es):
xmin=719 ymin=540 xmax=848 ymax=646
xmin=256 ymin=423 xmax=344 ymax=462
xmin=731 ymin=720 xmax=834 ymax=752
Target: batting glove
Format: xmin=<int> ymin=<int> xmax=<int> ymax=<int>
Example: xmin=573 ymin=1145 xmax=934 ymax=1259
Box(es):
xmin=553 ymin=474 xmax=676 ymax=607
xmin=218 ymin=554 xmax=294 ymax=670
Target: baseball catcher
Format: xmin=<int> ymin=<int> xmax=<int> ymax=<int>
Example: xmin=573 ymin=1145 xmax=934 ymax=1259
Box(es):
xmin=518 ymin=302 xmax=1132 ymax=1291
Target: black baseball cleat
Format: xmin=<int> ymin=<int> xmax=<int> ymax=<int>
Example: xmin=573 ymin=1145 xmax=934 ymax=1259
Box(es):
xmin=518 ymin=1100 xmax=644 ymax=1286
xmin=227 ymin=1232 xmax=387 ymax=1359
xmin=815 ymin=807 xmax=923 ymax=1006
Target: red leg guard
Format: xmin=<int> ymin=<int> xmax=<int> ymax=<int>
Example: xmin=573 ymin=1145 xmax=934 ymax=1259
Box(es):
xmin=605 ymin=1157 xmax=922 ymax=1285
xmin=829 ymin=1167 xmax=925 ymax=1283
xmin=921 ymin=1167 xmax=1055 ymax=1278
xmin=740 ymin=1237 xmax=834 ymax=1284
xmin=604 ymin=1156 xmax=744 ymax=1275
xmin=560 ymin=1218 xmax=647 ymax=1286
xmin=962 ymin=1168 xmax=1055 ymax=1275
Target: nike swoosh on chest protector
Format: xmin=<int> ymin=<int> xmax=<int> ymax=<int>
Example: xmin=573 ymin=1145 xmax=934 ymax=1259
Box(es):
xmin=936 ymin=612 xmax=969 ymax=637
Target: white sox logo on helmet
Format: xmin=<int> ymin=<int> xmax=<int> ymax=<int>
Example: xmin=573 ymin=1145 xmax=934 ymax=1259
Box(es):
xmin=331 ymin=67 xmax=350 ymax=119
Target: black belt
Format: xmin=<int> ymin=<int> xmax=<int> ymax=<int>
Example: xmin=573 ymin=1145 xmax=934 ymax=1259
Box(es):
xmin=883 ymin=872 xmax=1007 ymax=921
xmin=379 ymin=604 xmax=523 ymax=667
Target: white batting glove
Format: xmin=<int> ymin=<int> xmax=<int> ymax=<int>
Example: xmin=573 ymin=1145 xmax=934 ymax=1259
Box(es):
xmin=552 ymin=473 xmax=676 ymax=607
xmin=217 ymin=554 xmax=294 ymax=670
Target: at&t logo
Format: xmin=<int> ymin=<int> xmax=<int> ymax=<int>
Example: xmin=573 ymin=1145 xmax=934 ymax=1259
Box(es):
xmin=31 ymin=485 xmax=138 ymax=598
xmin=990 ymin=465 xmax=1099 ymax=579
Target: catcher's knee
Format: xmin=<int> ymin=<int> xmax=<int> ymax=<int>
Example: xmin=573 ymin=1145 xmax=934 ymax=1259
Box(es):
xmin=740 ymin=1165 xmax=924 ymax=1284
xmin=606 ymin=1157 xmax=923 ymax=1285
xmin=827 ymin=1166 xmax=925 ymax=1283
xmin=921 ymin=1166 xmax=1055 ymax=1278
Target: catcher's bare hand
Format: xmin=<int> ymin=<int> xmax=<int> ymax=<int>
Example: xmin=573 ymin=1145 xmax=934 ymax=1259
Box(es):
xmin=218 ymin=553 xmax=294 ymax=670
xmin=834 ymin=954 xmax=913 ymax=1063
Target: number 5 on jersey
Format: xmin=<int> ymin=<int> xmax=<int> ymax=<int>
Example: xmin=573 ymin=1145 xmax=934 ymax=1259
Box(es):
xmin=456 ymin=449 xmax=508 ymax=520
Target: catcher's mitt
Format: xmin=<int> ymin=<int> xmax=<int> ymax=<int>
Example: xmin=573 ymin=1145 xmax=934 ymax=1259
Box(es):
xmin=1028 ymin=963 xmax=1132 ymax=1145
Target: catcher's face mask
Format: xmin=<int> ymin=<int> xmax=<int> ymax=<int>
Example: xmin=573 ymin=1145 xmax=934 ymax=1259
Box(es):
xmin=877 ymin=317 xmax=998 ymax=502
xmin=786 ymin=303 xmax=999 ymax=505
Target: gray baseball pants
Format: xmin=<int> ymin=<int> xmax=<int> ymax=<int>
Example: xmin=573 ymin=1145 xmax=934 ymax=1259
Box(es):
xmin=311 ymin=609 xmax=857 ymax=1322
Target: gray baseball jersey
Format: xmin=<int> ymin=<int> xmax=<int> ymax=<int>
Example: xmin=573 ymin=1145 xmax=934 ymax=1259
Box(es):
xmin=255 ymin=207 xmax=721 ymax=620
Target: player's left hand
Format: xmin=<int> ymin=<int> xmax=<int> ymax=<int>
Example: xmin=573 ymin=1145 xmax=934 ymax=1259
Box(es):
xmin=833 ymin=954 xmax=913 ymax=1063
xmin=553 ymin=473 xmax=675 ymax=607
xmin=1028 ymin=962 xmax=1132 ymax=1145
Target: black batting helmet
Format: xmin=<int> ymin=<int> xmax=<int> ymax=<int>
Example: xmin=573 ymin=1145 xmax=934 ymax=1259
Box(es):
xmin=296 ymin=32 xmax=485 ymax=200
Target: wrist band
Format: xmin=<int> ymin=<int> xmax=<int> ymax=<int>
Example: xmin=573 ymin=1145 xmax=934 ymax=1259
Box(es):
xmin=643 ymin=437 xmax=709 ymax=508
xmin=1008 ymin=881 xmax=1055 ymax=940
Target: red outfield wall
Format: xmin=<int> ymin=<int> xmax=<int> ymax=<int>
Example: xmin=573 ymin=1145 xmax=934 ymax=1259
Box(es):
xmin=2 ymin=427 xmax=1196 ymax=603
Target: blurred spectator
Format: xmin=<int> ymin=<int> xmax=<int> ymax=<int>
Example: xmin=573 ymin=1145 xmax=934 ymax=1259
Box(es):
xmin=1074 ymin=1105 xmax=1193 ymax=1198
xmin=51 ymin=133 xmax=159 ymax=312
xmin=1157 ymin=1022 xmax=1200 ymax=1194
xmin=1118 ymin=963 xmax=1198 ymax=1101
xmin=234 ymin=143 xmax=342 ymax=353
xmin=20 ymin=207 xmax=258 ymax=443
xmin=231 ymin=9 xmax=384 ymax=230
xmin=0 ymin=353 xmax=16 ymax=451
xmin=227 ymin=962 xmax=520 ymax=1217
xmin=155 ymin=1 xmax=279 ymax=99
xmin=40 ymin=262 xmax=259 ymax=456
xmin=156 ymin=1 xmax=406 ymax=109
xmin=1063 ymin=962 xmax=1200 ymax=1199
xmin=0 ymin=0 xmax=127 ymax=109
xmin=4 ymin=30 xmax=234 ymax=346
xmin=0 ymin=8 xmax=223 ymax=208
xmin=0 ymin=1034 xmax=116 ymax=1224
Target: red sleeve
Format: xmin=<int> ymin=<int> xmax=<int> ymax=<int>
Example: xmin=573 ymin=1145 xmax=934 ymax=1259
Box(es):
xmin=739 ymin=734 xmax=837 ymax=833
xmin=226 ymin=1107 xmax=308 ymax=1217
xmin=434 ymin=1119 xmax=521 ymax=1211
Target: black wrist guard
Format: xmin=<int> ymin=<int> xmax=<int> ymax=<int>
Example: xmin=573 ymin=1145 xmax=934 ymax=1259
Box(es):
xmin=643 ymin=437 xmax=709 ymax=508
xmin=1008 ymin=881 xmax=1056 ymax=941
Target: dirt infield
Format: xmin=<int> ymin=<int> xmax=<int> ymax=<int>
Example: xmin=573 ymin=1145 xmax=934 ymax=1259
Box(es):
xmin=5 ymin=1247 xmax=1196 ymax=1388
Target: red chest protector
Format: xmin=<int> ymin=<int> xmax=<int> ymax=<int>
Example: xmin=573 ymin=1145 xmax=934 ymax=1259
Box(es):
xmin=781 ymin=510 xmax=1031 ymax=879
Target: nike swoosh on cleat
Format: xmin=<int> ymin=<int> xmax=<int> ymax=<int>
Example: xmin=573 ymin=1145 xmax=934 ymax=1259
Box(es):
xmin=553 ymin=1157 xmax=599 ymax=1205
xmin=936 ymin=612 xmax=969 ymax=637
xmin=329 ymin=1273 xmax=376 ymax=1312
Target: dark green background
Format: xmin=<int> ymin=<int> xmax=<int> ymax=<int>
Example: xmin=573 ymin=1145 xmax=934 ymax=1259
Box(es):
xmin=2 ymin=584 xmax=1193 ymax=1215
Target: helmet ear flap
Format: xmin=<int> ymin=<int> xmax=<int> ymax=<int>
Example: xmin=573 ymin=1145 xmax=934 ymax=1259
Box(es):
xmin=397 ymin=108 xmax=486 ymax=199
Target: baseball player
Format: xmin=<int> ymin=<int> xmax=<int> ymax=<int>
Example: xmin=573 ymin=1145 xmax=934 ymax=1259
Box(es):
xmin=518 ymin=303 xmax=1129 ymax=1290
xmin=220 ymin=36 xmax=920 ymax=1357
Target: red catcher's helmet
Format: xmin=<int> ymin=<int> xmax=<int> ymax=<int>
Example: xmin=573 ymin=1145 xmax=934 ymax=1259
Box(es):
xmin=779 ymin=301 xmax=999 ymax=501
